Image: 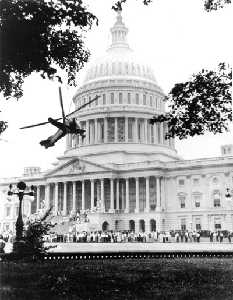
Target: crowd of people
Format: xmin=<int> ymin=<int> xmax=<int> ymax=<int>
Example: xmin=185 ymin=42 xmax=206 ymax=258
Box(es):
xmin=43 ymin=230 xmax=233 ymax=244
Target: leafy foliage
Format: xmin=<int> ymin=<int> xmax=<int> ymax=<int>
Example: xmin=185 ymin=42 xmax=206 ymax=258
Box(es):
xmin=204 ymin=0 xmax=231 ymax=11
xmin=113 ymin=0 xmax=231 ymax=11
xmin=0 ymin=120 xmax=8 ymax=134
xmin=0 ymin=0 xmax=98 ymax=100
xmin=150 ymin=63 xmax=232 ymax=140
xmin=13 ymin=207 xmax=56 ymax=258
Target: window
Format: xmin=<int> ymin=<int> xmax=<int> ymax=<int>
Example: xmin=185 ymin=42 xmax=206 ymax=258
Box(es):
xmin=103 ymin=94 xmax=106 ymax=105
xmin=127 ymin=93 xmax=131 ymax=104
xmin=136 ymin=93 xmax=139 ymax=105
xmin=150 ymin=96 xmax=153 ymax=106
xmin=143 ymin=94 xmax=146 ymax=105
xmin=178 ymin=179 xmax=185 ymax=186
xmin=150 ymin=124 xmax=154 ymax=143
xmin=181 ymin=218 xmax=186 ymax=231
xmin=193 ymin=178 xmax=199 ymax=185
xmin=6 ymin=207 xmax=11 ymax=217
xmin=195 ymin=218 xmax=201 ymax=230
xmin=214 ymin=218 xmax=221 ymax=230
xmin=194 ymin=194 xmax=201 ymax=208
xmin=213 ymin=190 xmax=221 ymax=207
xmin=157 ymin=124 xmax=161 ymax=144
xmin=99 ymin=120 xmax=104 ymax=142
xmin=213 ymin=177 xmax=219 ymax=185
xmin=179 ymin=195 xmax=186 ymax=208
xmin=119 ymin=93 xmax=123 ymax=104
xmin=214 ymin=198 xmax=221 ymax=207
xmin=128 ymin=118 xmax=133 ymax=141
xmin=111 ymin=93 xmax=114 ymax=104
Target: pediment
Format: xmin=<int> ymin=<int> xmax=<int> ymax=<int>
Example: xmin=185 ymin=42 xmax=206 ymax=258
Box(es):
xmin=45 ymin=158 xmax=113 ymax=177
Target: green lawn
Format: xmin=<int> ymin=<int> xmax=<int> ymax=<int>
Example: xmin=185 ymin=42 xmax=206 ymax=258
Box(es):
xmin=1 ymin=258 xmax=233 ymax=300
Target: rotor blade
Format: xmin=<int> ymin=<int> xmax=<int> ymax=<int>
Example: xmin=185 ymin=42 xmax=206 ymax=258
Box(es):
xmin=59 ymin=86 xmax=66 ymax=123
xmin=65 ymin=95 xmax=100 ymax=118
xmin=20 ymin=95 xmax=100 ymax=129
xmin=20 ymin=120 xmax=50 ymax=129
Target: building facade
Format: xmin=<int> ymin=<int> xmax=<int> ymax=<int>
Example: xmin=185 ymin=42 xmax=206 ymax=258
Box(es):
xmin=1 ymin=13 xmax=233 ymax=234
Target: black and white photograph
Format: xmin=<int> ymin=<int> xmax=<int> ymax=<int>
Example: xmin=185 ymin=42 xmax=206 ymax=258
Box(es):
xmin=0 ymin=0 xmax=232 ymax=299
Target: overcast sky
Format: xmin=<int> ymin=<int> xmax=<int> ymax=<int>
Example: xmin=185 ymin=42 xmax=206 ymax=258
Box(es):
xmin=0 ymin=0 xmax=232 ymax=178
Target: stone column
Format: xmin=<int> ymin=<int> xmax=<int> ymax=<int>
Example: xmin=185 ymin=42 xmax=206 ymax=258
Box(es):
xmin=125 ymin=178 xmax=129 ymax=213
xmin=72 ymin=181 xmax=76 ymax=212
xmin=125 ymin=116 xmax=128 ymax=143
xmin=114 ymin=117 xmax=118 ymax=142
xmin=45 ymin=184 xmax=50 ymax=210
xmin=144 ymin=119 xmax=148 ymax=144
xmin=135 ymin=177 xmax=139 ymax=213
xmin=54 ymin=182 xmax=58 ymax=214
xmin=116 ymin=179 xmax=119 ymax=210
xmin=145 ymin=176 xmax=150 ymax=212
xmin=81 ymin=181 xmax=85 ymax=211
xmin=160 ymin=177 xmax=166 ymax=210
xmin=104 ymin=118 xmax=108 ymax=143
xmin=135 ymin=118 xmax=138 ymax=143
xmin=94 ymin=119 xmax=98 ymax=144
xmin=36 ymin=185 xmax=40 ymax=211
xmin=156 ymin=177 xmax=161 ymax=211
xmin=110 ymin=178 xmax=114 ymax=212
xmin=91 ymin=179 xmax=95 ymax=210
xmin=63 ymin=182 xmax=67 ymax=216
xmin=100 ymin=179 xmax=105 ymax=212
xmin=86 ymin=120 xmax=89 ymax=145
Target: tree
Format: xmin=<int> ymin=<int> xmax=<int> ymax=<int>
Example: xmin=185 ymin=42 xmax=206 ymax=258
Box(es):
xmin=112 ymin=0 xmax=231 ymax=11
xmin=150 ymin=63 xmax=232 ymax=140
xmin=0 ymin=0 xmax=97 ymax=100
xmin=12 ymin=207 xmax=56 ymax=259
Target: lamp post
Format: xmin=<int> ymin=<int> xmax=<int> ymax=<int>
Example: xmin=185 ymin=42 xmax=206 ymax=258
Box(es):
xmin=8 ymin=181 xmax=35 ymax=241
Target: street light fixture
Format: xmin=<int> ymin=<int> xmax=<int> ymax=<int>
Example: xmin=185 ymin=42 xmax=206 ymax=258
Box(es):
xmin=8 ymin=181 xmax=35 ymax=241
xmin=225 ymin=188 xmax=232 ymax=200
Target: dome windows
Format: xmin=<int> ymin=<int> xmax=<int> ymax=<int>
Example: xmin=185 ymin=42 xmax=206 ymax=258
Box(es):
xmin=119 ymin=92 xmax=123 ymax=104
xmin=127 ymin=93 xmax=131 ymax=104
xmin=111 ymin=93 xmax=114 ymax=104
xmin=143 ymin=94 xmax=147 ymax=106
xmin=103 ymin=94 xmax=106 ymax=105
xmin=136 ymin=93 xmax=139 ymax=105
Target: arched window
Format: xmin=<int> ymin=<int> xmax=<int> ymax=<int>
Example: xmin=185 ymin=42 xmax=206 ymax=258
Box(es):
xmin=178 ymin=193 xmax=186 ymax=208
xmin=150 ymin=96 xmax=153 ymax=106
xmin=193 ymin=193 xmax=201 ymax=208
xmin=136 ymin=93 xmax=139 ymax=105
xmin=139 ymin=219 xmax=145 ymax=232
xmin=143 ymin=94 xmax=146 ymax=105
xmin=127 ymin=93 xmax=131 ymax=104
xmin=129 ymin=220 xmax=135 ymax=232
xmin=150 ymin=219 xmax=156 ymax=232
xmin=119 ymin=92 xmax=123 ymax=104
xmin=115 ymin=220 xmax=120 ymax=231
xmin=213 ymin=190 xmax=221 ymax=207
xmin=102 ymin=221 xmax=109 ymax=231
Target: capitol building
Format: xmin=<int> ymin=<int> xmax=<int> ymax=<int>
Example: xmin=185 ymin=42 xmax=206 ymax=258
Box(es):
xmin=0 ymin=12 xmax=233 ymax=234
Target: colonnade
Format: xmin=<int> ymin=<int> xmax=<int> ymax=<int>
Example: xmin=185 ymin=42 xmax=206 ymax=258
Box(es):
xmin=66 ymin=117 xmax=174 ymax=149
xmin=33 ymin=176 xmax=164 ymax=216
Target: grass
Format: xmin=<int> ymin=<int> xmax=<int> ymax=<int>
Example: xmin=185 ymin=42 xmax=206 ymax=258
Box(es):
xmin=1 ymin=258 xmax=233 ymax=299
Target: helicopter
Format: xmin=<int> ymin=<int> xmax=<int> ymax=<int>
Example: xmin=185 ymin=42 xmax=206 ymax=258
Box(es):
xmin=20 ymin=87 xmax=100 ymax=149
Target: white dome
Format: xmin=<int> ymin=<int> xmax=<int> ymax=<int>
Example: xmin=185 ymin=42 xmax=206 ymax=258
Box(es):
xmin=82 ymin=11 xmax=158 ymax=86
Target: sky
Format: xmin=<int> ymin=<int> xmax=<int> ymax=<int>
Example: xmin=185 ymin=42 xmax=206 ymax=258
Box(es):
xmin=0 ymin=0 xmax=232 ymax=178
